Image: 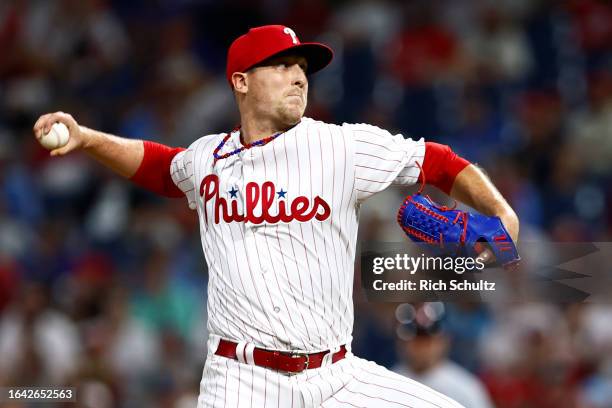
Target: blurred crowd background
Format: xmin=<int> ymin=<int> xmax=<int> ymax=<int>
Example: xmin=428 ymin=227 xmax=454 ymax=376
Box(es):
xmin=1 ymin=0 xmax=611 ymax=407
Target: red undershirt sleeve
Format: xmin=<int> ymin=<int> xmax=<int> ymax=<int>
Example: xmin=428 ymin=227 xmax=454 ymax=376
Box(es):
xmin=417 ymin=142 xmax=470 ymax=195
xmin=129 ymin=141 xmax=186 ymax=198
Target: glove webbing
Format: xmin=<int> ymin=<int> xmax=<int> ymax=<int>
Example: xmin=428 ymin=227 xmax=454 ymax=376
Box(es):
xmin=397 ymin=195 xmax=469 ymax=247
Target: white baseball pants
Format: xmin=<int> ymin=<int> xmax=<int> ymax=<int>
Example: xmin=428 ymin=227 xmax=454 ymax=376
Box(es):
xmin=197 ymin=337 xmax=464 ymax=408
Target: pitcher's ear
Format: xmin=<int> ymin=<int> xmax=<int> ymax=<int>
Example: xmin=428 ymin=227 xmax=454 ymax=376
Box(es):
xmin=232 ymin=72 xmax=248 ymax=94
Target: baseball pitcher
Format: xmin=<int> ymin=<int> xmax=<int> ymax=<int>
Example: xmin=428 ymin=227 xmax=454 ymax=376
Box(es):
xmin=34 ymin=25 xmax=519 ymax=407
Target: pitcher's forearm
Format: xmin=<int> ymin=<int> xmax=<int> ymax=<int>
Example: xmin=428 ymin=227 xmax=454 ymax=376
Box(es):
xmin=34 ymin=111 xmax=145 ymax=178
xmin=450 ymin=164 xmax=519 ymax=241
xmin=80 ymin=126 xmax=144 ymax=178
xmin=450 ymin=165 xmax=511 ymax=215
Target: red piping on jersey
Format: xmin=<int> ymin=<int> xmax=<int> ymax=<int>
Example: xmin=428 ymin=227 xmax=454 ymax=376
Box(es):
xmin=130 ymin=141 xmax=186 ymax=197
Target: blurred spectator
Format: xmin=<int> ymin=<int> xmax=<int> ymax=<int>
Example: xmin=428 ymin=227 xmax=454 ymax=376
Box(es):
xmin=443 ymin=303 xmax=494 ymax=373
xmin=384 ymin=2 xmax=465 ymax=138
xmin=569 ymin=71 xmax=612 ymax=177
xmin=565 ymin=0 xmax=612 ymax=69
xmin=462 ymin=7 xmax=533 ymax=84
xmin=282 ymin=0 xmax=331 ymax=40
xmin=0 ymin=255 xmax=19 ymax=313
xmin=0 ymin=283 xmax=81 ymax=385
xmin=479 ymin=303 xmax=580 ymax=408
xmin=131 ymin=249 xmax=202 ymax=342
xmin=352 ymin=302 xmax=399 ymax=368
xmin=386 ymin=2 xmax=463 ymax=87
xmin=512 ymin=89 xmax=565 ymax=191
xmin=440 ymin=87 xmax=506 ymax=166
xmin=393 ymin=303 xmax=494 ymax=408
xmin=579 ymin=357 xmax=612 ymax=408
xmin=334 ymin=0 xmax=401 ymax=49
xmin=71 ymin=285 xmax=160 ymax=405
xmin=98 ymin=287 xmax=160 ymax=381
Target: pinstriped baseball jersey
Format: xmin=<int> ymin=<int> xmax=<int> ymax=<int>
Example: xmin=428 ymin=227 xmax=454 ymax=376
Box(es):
xmin=170 ymin=116 xmax=425 ymax=352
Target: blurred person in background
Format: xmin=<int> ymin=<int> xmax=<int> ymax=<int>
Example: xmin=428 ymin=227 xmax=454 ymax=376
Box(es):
xmin=0 ymin=282 xmax=81 ymax=386
xmin=393 ymin=303 xmax=494 ymax=408
xmin=478 ymin=303 xmax=582 ymax=408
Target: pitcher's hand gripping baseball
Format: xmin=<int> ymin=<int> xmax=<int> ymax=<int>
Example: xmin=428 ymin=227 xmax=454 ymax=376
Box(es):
xmin=33 ymin=111 xmax=85 ymax=156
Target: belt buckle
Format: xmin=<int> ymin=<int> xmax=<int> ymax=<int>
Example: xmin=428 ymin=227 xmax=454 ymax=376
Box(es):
xmin=285 ymin=352 xmax=309 ymax=376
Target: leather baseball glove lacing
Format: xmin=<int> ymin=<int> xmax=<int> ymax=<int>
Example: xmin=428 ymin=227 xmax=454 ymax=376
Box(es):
xmin=397 ymin=164 xmax=520 ymax=269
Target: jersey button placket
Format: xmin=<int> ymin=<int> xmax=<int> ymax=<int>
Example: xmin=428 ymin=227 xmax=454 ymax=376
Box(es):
xmin=240 ymin=147 xmax=283 ymax=334
xmin=240 ymin=151 xmax=266 ymax=275
xmin=242 ymin=149 xmax=255 ymax=230
xmin=242 ymin=149 xmax=265 ymax=234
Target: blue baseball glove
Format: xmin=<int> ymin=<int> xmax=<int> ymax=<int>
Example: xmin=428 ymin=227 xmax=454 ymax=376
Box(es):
xmin=397 ymin=194 xmax=520 ymax=268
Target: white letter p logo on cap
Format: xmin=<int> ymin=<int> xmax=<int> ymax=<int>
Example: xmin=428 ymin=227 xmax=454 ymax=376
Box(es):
xmin=283 ymin=27 xmax=298 ymax=44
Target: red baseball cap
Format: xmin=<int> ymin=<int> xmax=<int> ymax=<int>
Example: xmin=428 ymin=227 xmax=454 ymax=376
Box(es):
xmin=226 ymin=25 xmax=333 ymax=87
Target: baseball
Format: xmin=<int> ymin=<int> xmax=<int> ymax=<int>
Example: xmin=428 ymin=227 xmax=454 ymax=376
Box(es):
xmin=39 ymin=122 xmax=70 ymax=150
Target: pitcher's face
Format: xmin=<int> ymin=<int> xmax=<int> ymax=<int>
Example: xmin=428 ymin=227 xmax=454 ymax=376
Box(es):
xmin=245 ymin=54 xmax=308 ymax=126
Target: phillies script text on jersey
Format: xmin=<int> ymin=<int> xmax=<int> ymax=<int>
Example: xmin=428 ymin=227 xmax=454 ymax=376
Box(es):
xmin=170 ymin=117 xmax=425 ymax=351
xmin=168 ymin=118 xmax=464 ymax=408
xmin=199 ymin=174 xmax=331 ymax=225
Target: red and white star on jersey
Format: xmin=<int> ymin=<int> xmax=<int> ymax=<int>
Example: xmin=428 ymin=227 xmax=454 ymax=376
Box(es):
xmin=199 ymin=174 xmax=331 ymax=225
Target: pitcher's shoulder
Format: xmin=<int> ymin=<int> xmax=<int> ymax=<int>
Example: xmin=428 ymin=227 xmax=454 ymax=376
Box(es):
xmin=187 ymin=132 xmax=227 ymax=151
xmin=299 ymin=116 xmax=341 ymax=131
xmin=299 ymin=117 xmax=355 ymax=139
xmin=340 ymin=121 xmax=393 ymax=136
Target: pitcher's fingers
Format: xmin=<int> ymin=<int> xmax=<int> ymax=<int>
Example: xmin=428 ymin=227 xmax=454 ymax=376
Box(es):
xmin=33 ymin=113 xmax=53 ymax=135
xmin=476 ymin=248 xmax=496 ymax=265
xmin=38 ymin=112 xmax=73 ymax=134
xmin=50 ymin=144 xmax=73 ymax=157
xmin=42 ymin=113 xmax=65 ymax=134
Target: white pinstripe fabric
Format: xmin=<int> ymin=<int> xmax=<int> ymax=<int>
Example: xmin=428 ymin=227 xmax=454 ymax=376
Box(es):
xmin=170 ymin=117 xmax=455 ymax=407
xmin=197 ymin=335 xmax=464 ymax=408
